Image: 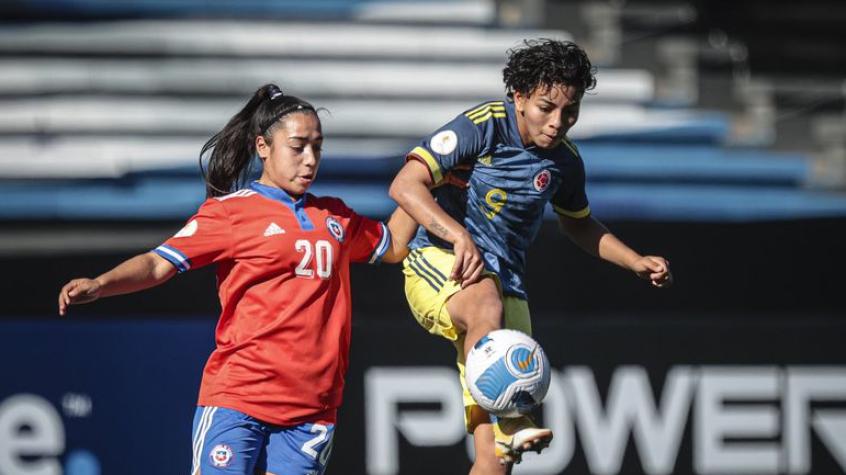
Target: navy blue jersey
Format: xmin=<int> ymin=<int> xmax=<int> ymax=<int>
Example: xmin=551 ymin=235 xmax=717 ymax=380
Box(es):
xmin=408 ymin=99 xmax=590 ymax=299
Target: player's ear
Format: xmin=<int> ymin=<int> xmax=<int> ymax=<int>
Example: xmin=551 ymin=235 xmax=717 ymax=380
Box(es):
xmin=513 ymin=90 xmax=526 ymax=114
xmin=255 ymin=135 xmax=270 ymax=160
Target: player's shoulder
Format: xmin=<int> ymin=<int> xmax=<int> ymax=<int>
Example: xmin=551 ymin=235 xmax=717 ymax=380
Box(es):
xmin=559 ymin=137 xmax=582 ymax=159
xmin=210 ymin=188 xmax=260 ymax=203
xmin=545 ymin=136 xmax=585 ymax=167
xmin=460 ymin=100 xmax=508 ymax=130
xmin=199 ymin=188 xmax=264 ymax=216
xmin=307 ymin=194 xmax=354 ymax=216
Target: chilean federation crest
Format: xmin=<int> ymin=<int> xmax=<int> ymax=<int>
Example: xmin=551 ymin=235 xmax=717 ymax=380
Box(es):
xmin=533 ymin=169 xmax=551 ymax=192
xmin=210 ymin=444 xmax=234 ymax=468
xmin=326 ymin=216 xmax=345 ymax=243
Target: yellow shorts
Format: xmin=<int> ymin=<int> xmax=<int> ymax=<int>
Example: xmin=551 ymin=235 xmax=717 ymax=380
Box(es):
xmin=402 ymin=246 xmax=532 ymax=431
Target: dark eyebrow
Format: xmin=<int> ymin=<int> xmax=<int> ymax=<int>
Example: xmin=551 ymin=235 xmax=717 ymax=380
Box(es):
xmin=288 ymin=135 xmax=323 ymax=142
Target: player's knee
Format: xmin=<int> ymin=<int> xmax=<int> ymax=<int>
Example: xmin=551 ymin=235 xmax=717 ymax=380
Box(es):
xmin=472 ymin=292 xmax=503 ymax=328
xmin=448 ymin=278 xmax=503 ymax=331
xmin=455 ymin=296 xmax=502 ymax=333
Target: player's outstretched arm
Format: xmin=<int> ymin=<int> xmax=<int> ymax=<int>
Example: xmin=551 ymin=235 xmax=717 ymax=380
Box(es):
xmin=389 ymin=160 xmax=484 ymax=286
xmin=58 ymin=251 xmax=177 ymax=315
xmin=557 ymin=214 xmax=673 ymax=288
xmin=381 ymin=207 xmax=417 ymax=264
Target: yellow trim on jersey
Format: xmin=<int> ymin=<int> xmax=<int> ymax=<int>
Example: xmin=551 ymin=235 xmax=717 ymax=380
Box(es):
xmin=409 ymin=146 xmax=443 ymax=184
xmin=471 ymin=111 xmax=507 ymax=124
xmin=554 ymin=204 xmax=591 ymax=219
xmin=467 ymin=105 xmax=505 ymax=120
xmin=465 ymin=101 xmax=505 ymax=119
xmin=562 ymin=137 xmax=580 ymax=157
xmin=465 ymin=102 xmax=507 ymax=125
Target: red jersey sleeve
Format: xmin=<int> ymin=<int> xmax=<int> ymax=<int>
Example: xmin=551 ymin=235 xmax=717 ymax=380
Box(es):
xmin=153 ymin=198 xmax=233 ymax=272
xmin=326 ymin=198 xmax=390 ymax=264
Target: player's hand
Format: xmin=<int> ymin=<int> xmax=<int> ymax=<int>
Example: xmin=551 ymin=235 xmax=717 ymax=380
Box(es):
xmin=451 ymin=232 xmax=484 ymax=288
xmin=631 ymin=256 xmax=673 ymax=288
xmin=58 ymin=278 xmax=102 ymax=316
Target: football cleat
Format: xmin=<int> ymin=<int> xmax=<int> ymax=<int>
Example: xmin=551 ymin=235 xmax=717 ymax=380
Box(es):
xmin=493 ymin=416 xmax=553 ymax=465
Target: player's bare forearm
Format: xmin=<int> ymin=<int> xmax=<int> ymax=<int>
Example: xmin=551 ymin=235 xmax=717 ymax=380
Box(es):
xmin=389 ymin=160 xmax=467 ymax=244
xmin=558 ymin=215 xmax=641 ymax=269
xmin=95 ymin=252 xmax=177 ymax=298
xmin=558 ymin=215 xmax=673 ymax=286
xmin=381 ymin=207 xmax=417 ymax=263
xmin=390 ymin=159 xmax=484 ymax=284
xmin=58 ymin=252 xmax=176 ymax=315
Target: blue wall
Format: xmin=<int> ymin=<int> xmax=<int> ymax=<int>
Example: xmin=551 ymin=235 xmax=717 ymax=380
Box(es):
xmin=2 ymin=317 xmax=845 ymax=474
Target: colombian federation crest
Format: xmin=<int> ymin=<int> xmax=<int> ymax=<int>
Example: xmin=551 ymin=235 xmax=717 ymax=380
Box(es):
xmin=210 ymin=444 xmax=234 ymax=468
xmin=326 ymin=217 xmax=345 ymax=243
xmin=533 ymin=169 xmax=551 ymax=192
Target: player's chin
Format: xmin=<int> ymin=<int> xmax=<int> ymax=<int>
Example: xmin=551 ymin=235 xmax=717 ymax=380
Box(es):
xmin=535 ymin=134 xmax=559 ymax=149
xmin=289 ymin=179 xmax=313 ymax=195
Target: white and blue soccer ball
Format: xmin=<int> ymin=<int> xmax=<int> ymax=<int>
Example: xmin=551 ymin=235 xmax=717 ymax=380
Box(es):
xmin=465 ymin=329 xmax=551 ymax=417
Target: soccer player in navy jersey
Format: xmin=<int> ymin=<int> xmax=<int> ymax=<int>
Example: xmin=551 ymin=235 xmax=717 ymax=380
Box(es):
xmin=58 ymin=84 xmax=417 ymax=475
xmin=390 ymin=39 xmax=673 ymax=473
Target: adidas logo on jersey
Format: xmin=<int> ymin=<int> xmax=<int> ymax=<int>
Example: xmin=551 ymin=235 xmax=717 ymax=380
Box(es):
xmin=263 ymin=222 xmax=286 ymax=237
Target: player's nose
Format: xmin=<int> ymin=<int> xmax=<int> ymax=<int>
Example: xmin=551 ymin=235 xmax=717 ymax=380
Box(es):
xmin=302 ymin=149 xmax=318 ymax=167
xmin=548 ymin=115 xmax=562 ymax=132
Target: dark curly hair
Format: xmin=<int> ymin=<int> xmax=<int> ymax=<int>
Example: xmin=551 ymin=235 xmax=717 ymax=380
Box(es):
xmin=503 ymin=39 xmax=597 ymax=99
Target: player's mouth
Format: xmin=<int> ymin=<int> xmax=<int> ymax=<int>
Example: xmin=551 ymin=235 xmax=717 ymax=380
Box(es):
xmin=296 ymin=175 xmax=314 ymax=186
xmin=539 ymin=133 xmax=559 ymax=145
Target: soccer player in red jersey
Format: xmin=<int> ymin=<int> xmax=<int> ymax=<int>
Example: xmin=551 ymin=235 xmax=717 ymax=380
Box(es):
xmin=57 ymin=84 xmax=416 ymax=475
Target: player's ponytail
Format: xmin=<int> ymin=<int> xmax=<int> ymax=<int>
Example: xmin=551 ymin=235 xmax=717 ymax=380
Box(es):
xmin=200 ymin=84 xmax=318 ymax=197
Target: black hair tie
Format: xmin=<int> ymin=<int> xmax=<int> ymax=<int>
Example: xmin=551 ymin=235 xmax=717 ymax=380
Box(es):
xmin=268 ymin=85 xmax=284 ymax=100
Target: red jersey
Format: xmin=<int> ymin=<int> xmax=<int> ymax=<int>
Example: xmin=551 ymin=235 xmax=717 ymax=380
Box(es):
xmin=153 ymin=182 xmax=390 ymax=426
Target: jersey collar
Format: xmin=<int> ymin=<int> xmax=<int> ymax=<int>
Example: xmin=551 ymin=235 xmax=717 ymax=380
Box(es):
xmin=248 ymin=181 xmax=315 ymax=230
xmin=504 ymin=99 xmax=525 ymax=148
xmin=249 ymin=181 xmax=306 ymax=207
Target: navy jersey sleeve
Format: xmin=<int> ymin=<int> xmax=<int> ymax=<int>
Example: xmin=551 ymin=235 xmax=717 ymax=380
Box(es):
xmin=406 ymin=102 xmax=499 ymax=184
xmin=551 ymin=140 xmax=591 ymax=219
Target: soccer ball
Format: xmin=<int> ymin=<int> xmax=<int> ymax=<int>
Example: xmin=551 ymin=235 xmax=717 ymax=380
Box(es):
xmin=464 ymin=329 xmax=551 ymax=417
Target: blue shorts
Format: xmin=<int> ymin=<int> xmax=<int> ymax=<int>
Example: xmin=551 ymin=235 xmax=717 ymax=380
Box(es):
xmin=190 ymin=406 xmax=335 ymax=475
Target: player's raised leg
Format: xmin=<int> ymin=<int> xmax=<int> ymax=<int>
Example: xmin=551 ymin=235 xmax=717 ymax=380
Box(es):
xmin=448 ymin=278 xmax=506 ymax=473
xmin=446 ymin=277 xmax=502 ymax=359
xmin=447 ymin=279 xmax=552 ymax=468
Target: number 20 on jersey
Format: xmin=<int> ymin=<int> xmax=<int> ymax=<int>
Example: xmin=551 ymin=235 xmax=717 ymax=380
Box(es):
xmin=295 ymin=239 xmax=333 ymax=279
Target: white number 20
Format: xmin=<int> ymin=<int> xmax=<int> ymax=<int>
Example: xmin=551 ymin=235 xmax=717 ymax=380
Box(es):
xmin=295 ymin=239 xmax=333 ymax=279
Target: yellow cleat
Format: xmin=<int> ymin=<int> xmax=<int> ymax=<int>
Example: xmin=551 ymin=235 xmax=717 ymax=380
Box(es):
xmin=493 ymin=416 xmax=553 ymax=465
